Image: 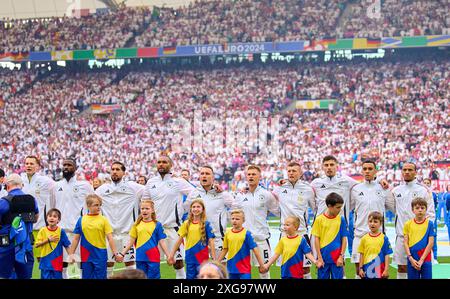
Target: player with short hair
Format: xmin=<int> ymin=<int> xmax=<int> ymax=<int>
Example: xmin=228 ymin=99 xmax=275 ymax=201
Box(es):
xmin=349 ymin=160 xmax=395 ymax=278
xmin=233 ymin=164 xmax=280 ymax=279
xmin=52 ymin=158 xmax=94 ymax=279
xmin=95 ymin=161 xmax=144 ymax=277
xmin=21 ymin=155 xmax=55 ymax=230
xmin=143 ymin=155 xmax=196 ymax=279
xmin=272 ymin=161 xmax=316 ymax=278
xmin=392 ymin=162 xmax=435 ymax=279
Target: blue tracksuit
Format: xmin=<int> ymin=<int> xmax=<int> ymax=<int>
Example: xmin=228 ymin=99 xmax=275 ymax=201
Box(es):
xmin=0 ymin=188 xmax=38 ymax=279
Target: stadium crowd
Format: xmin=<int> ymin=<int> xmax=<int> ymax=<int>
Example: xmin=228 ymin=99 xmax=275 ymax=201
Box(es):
xmin=0 ymin=6 xmax=150 ymax=52
xmin=0 ymin=0 xmax=449 ymax=51
xmin=0 ymin=56 xmax=448 ymax=189
xmin=341 ymin=0 xmax=450 ymax=38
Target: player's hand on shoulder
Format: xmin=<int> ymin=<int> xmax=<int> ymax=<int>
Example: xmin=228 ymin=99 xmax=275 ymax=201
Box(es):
xmin=380 ymin=179 xmax=389 ymax=190
xmin=213 ymin=183 xmax=223 ymax=193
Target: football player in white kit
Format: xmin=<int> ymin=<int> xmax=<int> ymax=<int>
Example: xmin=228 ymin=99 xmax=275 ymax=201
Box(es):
xmin=183 ymin=166 xmax=234 ymax=261
xmin=349 ymin=160 xmax=395 ymax=278
xmin=310 ymin=155 xmax=389 ymax=263
xmin=52 ymin=158 xmax=94 ymax=279
xmin=391 ymin=162 xmax=435 ymax=279
xmin=21 ymin=155 xmax=55 ymax=233
xmin=272 ymin=161 xmax=316 ymax=279
xmin=95 ymin=161 xmax=144 ymax=277
xmin=233 ymin=165 xmax=279 ymax=279
xmin=143 ymin=155 xmax=196 ymax=279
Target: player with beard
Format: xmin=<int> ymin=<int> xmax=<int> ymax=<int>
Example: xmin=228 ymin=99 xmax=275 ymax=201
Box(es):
xmin=183 ymin=166 xmax=235 ymax=261
xmin=349 ymin=160 xmax=395 ymax=278
xmin=143 ymin=156 xmax=197 ymax=279
xmin=95 ymin=161 xmax=144 ymax=278
xmin=392 ymin=162 xmax=435 ymax=279
xmin=52 ymin=158 xmax=94 ymax=279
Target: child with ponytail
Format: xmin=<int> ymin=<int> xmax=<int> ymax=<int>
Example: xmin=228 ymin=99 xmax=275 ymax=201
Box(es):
xmin=117 ymin=199 xmax=170 ymax=279
xmin=168 ymin=199 xmax=216 ymax=279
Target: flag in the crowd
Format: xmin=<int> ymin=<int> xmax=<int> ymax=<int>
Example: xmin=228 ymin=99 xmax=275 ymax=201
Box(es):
xmin=162 ymin=46 xmax=177 ymax=55
xmin=367 ymin=37 xmax=381 ymax=47
xmin=0 ymin=98 xmax=4 ymax=109
xmin=321 ymin=37 xmax=337 ymax=44
xmin=91 ymin=104 xmax=121 ymax=114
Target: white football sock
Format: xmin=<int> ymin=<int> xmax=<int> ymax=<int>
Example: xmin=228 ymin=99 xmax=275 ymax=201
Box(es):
xmin=107 ymin=267 xmax=114 ymax=278
xmin=62 ymin=267 xmax=68 ymax=279
xmin=126 ymin=264 xmax=136 ymax=270
xmin=175 ymin=268 xmax=186 ymax=279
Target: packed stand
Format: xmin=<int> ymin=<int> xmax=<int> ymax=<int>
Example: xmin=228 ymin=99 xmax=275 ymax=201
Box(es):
xmin=1 ymin=0 xmax=449 ymax=52
xmin=0 ymin=56 xmax=448 ymax=188
xmin=0 ymin=5 xmax=151 ymax=52
xmin=135 ymin=0 xmax=345 ymax=47
xmin=340 ymin=0 xmax=450 ymax=38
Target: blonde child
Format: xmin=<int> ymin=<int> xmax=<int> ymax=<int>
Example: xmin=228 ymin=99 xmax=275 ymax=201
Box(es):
xmin=68 ymin=194 xmax=119 ymax=279
xmin=263 ymin=216 xmax=318 ymax=278
xmin=357 ymin=211 xmax=392 ymax=279
xmin=168 ymin=199 xmax=216 ymax=279
xmin=35 ymin=208 xmax=71 ymax=279
xmin=217 ymin=209 xmax=265 ymax=279
xmin=117 ymin=199 xmax=170 ymax=279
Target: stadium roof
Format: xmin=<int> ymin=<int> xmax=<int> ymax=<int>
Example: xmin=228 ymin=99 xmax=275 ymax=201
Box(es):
xmin=0 ymin=0 xmax=192 ymax=19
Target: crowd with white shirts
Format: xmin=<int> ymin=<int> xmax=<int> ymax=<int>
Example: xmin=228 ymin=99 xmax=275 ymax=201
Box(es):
xmin=1 ymin=0 xmax=448 ymax=52
xmin=0 ymin=56 xmax=448 ymax=190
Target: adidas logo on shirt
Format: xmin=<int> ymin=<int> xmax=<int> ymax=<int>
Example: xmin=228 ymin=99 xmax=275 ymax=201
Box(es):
xmin=320 ymin=184 xmax=326 ymax=188
xmin=151 ymin=185 xmax=156 ymax=189
xmin=57 ymin=187 xmax=63 ymax=192
xmin=282 ymin=190 xmax=288 ymax=194
xmin=396 ymin=194 xmax=401 ymax=197
xmin=359 ymin=192 xmax=364 ymax=196
xmin=105 ymin=189 xmax=110 ymax=194
xmin=243 ymin=198 xmax=248 ymax=202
